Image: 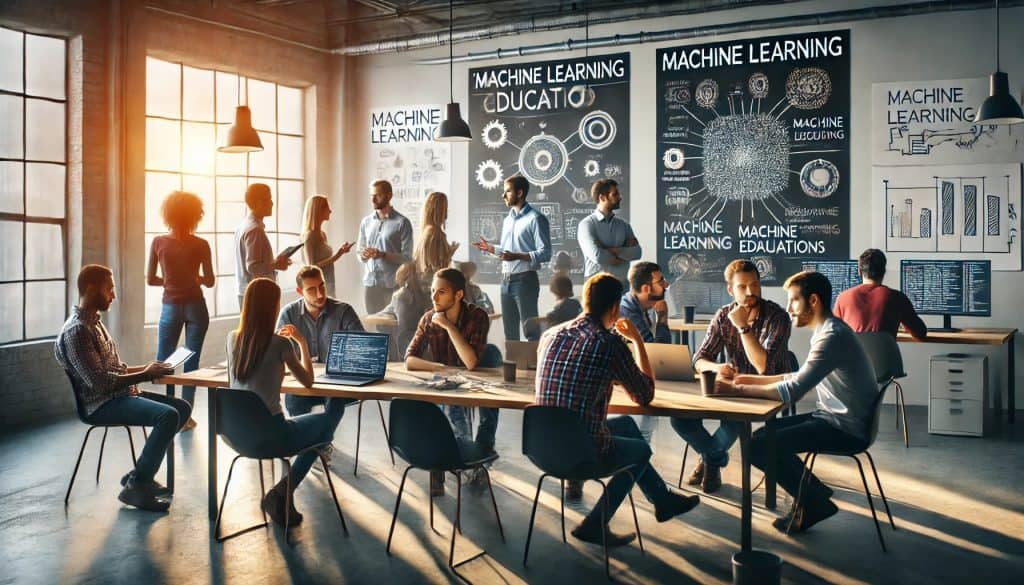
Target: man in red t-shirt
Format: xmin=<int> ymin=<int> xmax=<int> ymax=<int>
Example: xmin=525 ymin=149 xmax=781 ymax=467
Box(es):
xmin=834 ymin=249 xmax=927 ymax=340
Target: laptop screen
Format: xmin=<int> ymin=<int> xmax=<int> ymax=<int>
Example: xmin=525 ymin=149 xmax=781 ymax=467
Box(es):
xmin=324 ymin=331 xmax=389 ymax=377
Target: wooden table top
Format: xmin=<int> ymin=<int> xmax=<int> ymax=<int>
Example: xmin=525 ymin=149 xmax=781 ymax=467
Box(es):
xmin=895 ymin=328 xmax=1017 ymax=346
xmin=363 ymin=313 xmax=502 ymax=327
xmin=667 ymin=319 xmax=712 ymax=332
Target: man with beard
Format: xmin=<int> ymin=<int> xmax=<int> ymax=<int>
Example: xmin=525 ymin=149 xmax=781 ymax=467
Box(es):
xmin=577 ymin=178 xmax=642 ymax=290
xmin=277 ymin=265 xmax=364 ymax=461
xmin=472 ymin=175 xmax=551 ymax=341
xmin=358 ymin=180 xmax=414 ymax=314
xmin=671 ymin=259 xmax=791 ymax=493
xmin=707 ymin=270 xmax=877 ymax=534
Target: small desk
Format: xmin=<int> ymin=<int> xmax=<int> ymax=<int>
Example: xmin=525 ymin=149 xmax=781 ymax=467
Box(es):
xmin=896 ymin=328 xmax=1017 ymax=423
xmin=158 ymin=365 xmax=783 ymax=555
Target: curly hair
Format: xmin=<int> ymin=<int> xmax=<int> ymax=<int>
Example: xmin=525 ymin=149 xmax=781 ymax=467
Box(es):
xmin=160 ymin=190 xmax=204 ymax=233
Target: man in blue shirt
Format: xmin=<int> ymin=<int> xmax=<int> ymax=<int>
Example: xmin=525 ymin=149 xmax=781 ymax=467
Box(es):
xmin=473 ymin=175 xmax=552 ymax=341
xmin=357 ymin=180 xmax=414 ymax=314
xmin=619 ymin=262 xmax=672 ymax=344
xmin=577 ymin=178 xmax=642 ymax=290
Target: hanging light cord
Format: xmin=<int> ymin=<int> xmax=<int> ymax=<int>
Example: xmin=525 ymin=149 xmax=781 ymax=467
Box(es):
xmin=448 ymin=0 xmax=454 ymax=103
xmin=995 ymin=0 xmax=1001 ymax=72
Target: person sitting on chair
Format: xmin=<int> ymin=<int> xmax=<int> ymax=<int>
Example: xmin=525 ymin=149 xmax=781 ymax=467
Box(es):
xmin=55 ymin=264 xmax=191 ymax=512
xmin=834 ymin=248 xmax=927 ymax=340
xmin=535 ymin=272 xmax=700 ymax=547
xmin=524 ymin=274 xmax=582 ymax=340
xmin=708 ymin=270 xmax=878 ymax=533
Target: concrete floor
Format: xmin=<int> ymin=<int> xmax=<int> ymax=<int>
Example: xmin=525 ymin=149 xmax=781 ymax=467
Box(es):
xmin=2 ymin=398 xmax=1022 ymax=585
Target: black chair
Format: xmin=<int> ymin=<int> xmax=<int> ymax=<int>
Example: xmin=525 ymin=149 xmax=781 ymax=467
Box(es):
xmin=214 ymin=388 xmax=348 ymax=544
xmin=855 ymin=332 xmax=910 ymax=447
xmin=522 ymin=406 xmax=644 ymax=579
xmin=786 ymin=350 xmax=800 ymax=416
xmin=351 ymin=399 xmax=395 ymax=476
xmin=386 ymin=399 xmax=504 ymax=573
xmin=787 ymin=380 xmax=897 ymax=551
xmin=63 ymin=369 xmax=148 ymax=505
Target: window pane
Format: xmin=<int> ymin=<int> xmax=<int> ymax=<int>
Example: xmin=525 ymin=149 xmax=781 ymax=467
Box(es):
xmin=144 ymin=234 xmax=162 ymax=323
xmin=182 ymin=122 xmax=215 ymax=175
xmin=146 ymin=57 xmax=180 ymax=118
xmin=216 ymin=176 xmax=246 ymax=202
xmin=181 ymin=175 xmax=215 ymax=233
xmin=0 ymin=161 xmax=23 ymax=214
xmin=25 ymin=280 xmax=64 ymax=337
xmin=0 ymin=220 xmax=24 ymax=280
xmin=216 ymin=198 xmax=247 ymax=233
xmin=25 ymin=222 xmax=64 ymax=279
xmin=0 ymin=283 xmax=23 ymax=343
xmin=25 ymin=34 xmax=65 ymax=100
xmin=0 ymin=95 xmax=24 ymax=158
xmin=216 ymin=279 xmax=239 ymax=315
xmin=215 ymin=72 xmax=239 ymax=123
xmin=202 ymin=286 xmax=215 ymax=317
xmin=145 ymin=172 xmax=181 ymax=233
xmin=277 ymin=180 xmax=304 ymax=234
xmin=25 ymin=163 xmax=65 ymax=218
xmin=146 ymin=117 xmax=181 ymax=172
xmin=182 ymin=66 xmax=214 ymax=122
xmin=215 ymin=124 xmax=246 ymax=176
xmin=278 ymin=135 xmax=303 ymax=179
xmin=248 ymin=131 xmax=276 ymax=177
xmin=277 ymin=85 xmax=303 ymax=135
xmin=0 ymin=28 xmax=23 ymax=93
xmin=247 ymin=79 xmax=276 ymax=132
xmin=215 ymin=233 xmax=236 ymax=275
xmin=25 ymin=99 xmax=65 ymax=162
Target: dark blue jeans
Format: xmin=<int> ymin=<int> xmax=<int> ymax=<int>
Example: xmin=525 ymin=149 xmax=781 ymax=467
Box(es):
xmin=88 ymin=391 xmax=191 ymax=483
xmin=156 ymin=301 xmax=209 ymax=405
xmin=670 ymin=418 xmax=741 ymax=469
xmin=585 ymin=416 xmax=672 ymax=527
xmin=500 ymin=271 xmax=539 ymax=341
xmin=270 ymin=405 xmax=346 ymax=490
xmin=750 ymin=413 xmax=863 ymax=503
xmin=447 ymin=406 xmax=499 ymax=450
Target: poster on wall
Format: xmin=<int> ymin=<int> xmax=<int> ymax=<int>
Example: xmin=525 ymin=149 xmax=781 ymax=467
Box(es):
xmin=872 ymin=78 xmax=1020 ymax=165
xmin=874 ymin=163 xmax=1021 ymax=271
xmin=655 ymin=30 xmax=850 ymax=287
xmin=369 ymin=105 xmax=451 ymax=225
xmin=467 ymin=53 xmax=630 ymax=284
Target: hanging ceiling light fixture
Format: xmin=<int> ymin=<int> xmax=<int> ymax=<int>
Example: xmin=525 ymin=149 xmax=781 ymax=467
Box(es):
xmin=974 ymin=0 xmax=1023 ymax=125
xmin=436 ymin=0 xmax=472 ymax=142
xmin=219 ymin=74 xmax=264 ymax=152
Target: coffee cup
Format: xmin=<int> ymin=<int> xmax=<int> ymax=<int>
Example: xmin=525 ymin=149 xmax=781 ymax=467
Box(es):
xmin=683 ymin=306 xmax=696 ymax=323
xmin=700 ymin=370 xmax=717 ymax=396
xmin=502 ymin=360 xmax=517 ymax=383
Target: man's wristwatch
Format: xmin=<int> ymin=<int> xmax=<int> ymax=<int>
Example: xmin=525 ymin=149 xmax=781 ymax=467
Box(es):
xmin=737 ymin=325 xmax=752 ymax=335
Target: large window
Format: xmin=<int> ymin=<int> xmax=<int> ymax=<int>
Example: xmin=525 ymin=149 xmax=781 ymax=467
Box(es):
xmin=0 ymin=27 xmax=67 ymax=344
xmin=144 ymin=57 xmax=305 ymax=323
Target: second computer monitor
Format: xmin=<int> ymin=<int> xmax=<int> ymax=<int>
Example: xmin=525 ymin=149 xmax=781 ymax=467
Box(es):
xmin=900 ymin=259 xmax=992 ymax=332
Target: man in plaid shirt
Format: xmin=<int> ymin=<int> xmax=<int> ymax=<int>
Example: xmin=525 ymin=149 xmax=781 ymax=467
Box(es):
xmin=536 ymin=273 xmax=700 ymax=547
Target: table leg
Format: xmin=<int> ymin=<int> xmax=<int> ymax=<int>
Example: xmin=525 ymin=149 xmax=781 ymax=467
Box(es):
xmin=1009 ymin=335 xmax=1015 ymax=424
xmin=165 ymin=384 xmax=175 ymax=491
xmin=765 ymin=421 xmax=776 ymax=510
xmin=739 ymin=421 xmax=752 ymax=552
xmin=208 ymin=386 xmax=219 ymax=520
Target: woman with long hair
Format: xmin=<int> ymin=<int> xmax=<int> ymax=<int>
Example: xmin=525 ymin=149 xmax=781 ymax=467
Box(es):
xmin=227 ymin=278 xmax=342 ymax=528
xmin=301 ymin=194 xmax=353 ymax=297
xmin=147 ymin=190 xmax=214 ymax=430
xmin=414 ymin=192 xmax=459 ymax=286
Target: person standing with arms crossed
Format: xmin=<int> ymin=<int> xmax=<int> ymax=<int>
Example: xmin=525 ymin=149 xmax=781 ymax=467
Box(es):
xmin=577 ymin=178 xmax=642 ymax=291
xmin=357 ymin=180 xmax=414 ymax=314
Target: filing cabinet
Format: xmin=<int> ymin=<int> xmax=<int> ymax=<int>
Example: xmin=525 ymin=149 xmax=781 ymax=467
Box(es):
xmin=929 ymin=354 xmax=990 ymax=437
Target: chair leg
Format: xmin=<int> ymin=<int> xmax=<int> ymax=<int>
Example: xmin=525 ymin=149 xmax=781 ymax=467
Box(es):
xmin=481 ymin=466 xmax=505 ymax=542
xmin=214 ymin=455 xmax=256 ymax=542
xmin=65 ymin=426 xmax=98 ymax=505
xmin=375 ymin=401 xmax=396 ymax=466
xmin=896 ymin=382 xmax=909 ymax=448
xmin=522 ymin=474 xmax=547 ymax=567
xmin=864 ymin=451 xmax=895 ymax=530
xmin=560 ymin=480 xmax=567 ymax=543
xmin=96 ymin=427 xmax=109 ymax=484
xmin=851 ymin=455 xmax=886 ymax=552
xmin=124 ymin=426 xmax=138 ymax=468
xmin=320 ymin=454 xmax=349 ymax=536
xmin=452 ymin=471 xmax=463 ymax=534
xmin=786 ymin=453 xmax=817 ymax=535
xmin=283 ymin=459 xmax=294 ymax=546
xmin=448 ymin=471 xmax=462 ymax=569
xmin=258 ymin=460 xmax=268 ymax=524
xmin=677 ymin=443 xmax=690 ymax=489
xmin=354 ymin=401 xmax=364 ymax=477
xmin=624 ymin=471 xmax=644 ymax=554
xmin=386 ymin=466 xmax=413 ymax=555
xmin=142 ymin=427 xmax=148 ymax=440
xmin=596 ymin=479 xmax=610 ymax=580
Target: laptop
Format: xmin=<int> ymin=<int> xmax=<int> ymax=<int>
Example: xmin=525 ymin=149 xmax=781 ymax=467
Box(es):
xmin=314 ymin=331 xmax=390 ymax=386
xmin=646 ymin=343 xmax=695 ymax=382
xmin=506 ymin=340 xmax=539 ymax=370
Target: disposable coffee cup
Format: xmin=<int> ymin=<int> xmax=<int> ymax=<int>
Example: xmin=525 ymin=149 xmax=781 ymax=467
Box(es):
xmin=700 ymin=370 xmax=717 ymax=396
xmin=502 ymin=360 xmax=517 ymax=383
xmin=683 ymin=306 xmax=696 ymax=323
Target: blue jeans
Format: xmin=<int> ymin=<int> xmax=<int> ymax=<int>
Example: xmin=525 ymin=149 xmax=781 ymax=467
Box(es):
xmin=500 ymin=271 xmax=539 ymax=341
xmin=670 ymin=418 xmax=741 ymax=469
xmin=276 ymin=398 xmax=349 ymax=489
xmin=447 ymin=406 xmax=499 ymax=450
xmin=87 ymin=391 xmax=191 ymax=483
xmin=585 ymin=416 xmax=672 ymax=527
xmin=156 ymin=301 xmax=209 ymax=405
xmin=632 ymin=415 xmax=657 ymax=443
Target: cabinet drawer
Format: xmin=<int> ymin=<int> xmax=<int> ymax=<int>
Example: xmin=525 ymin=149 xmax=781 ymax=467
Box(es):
xmin=930 ymin=381 xmax=982 ymax=401
xmin=930 ymin=359 xmax=984 ymax=388
xmin=929 ymin=398 xmax=983 ymax=436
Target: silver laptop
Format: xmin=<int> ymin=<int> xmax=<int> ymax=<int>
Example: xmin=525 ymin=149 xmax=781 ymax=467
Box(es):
xmin=314 ymin=331 xmax=390 ymax=386
xmin=506 ymin=340 xmax=539 ymax=370
xmin=646 ymin=343 xmax=695 ymax=381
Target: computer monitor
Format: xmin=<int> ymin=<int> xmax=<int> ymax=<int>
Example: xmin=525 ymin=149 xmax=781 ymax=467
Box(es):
xmin=669 ymin=279 xmax=732 ymax=317
xmin=900 ymin=260 xmax=992 ymax=332
xmin=801 ymin=260 xmax=861 ymax=309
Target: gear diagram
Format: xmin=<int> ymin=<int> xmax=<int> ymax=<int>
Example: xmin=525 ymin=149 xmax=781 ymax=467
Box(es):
xmin=481 ymin=120 xmax=508 ymax=150
xmin=518 ymin=133 xmax=569 ymax=188
xmin=578 ymin=110 xmax=617 ymax=150
xmin=584 ymin=160 xmax=600 ymax=177
xmin=475 ymin=159 xmax=504 ymax=190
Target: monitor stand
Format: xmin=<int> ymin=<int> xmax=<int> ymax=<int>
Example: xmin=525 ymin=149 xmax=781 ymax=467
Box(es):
xmin=929 ymin=314 xmax=961 ymax=333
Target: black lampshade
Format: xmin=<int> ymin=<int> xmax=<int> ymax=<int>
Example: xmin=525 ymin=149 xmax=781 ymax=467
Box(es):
xmin=436 ymin=102 xmax=472 ymax=142
xmin=974 ymin=72 xmax=1024 ymax=125
xmin=218 ymin=105 xmax=264 ymax=153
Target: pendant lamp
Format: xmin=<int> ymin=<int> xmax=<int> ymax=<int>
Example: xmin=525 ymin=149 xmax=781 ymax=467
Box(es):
xmin=219 ymin=75 xmax=264 ymax=152
xmin=974 ymin=0 xmax=1024 ymax=125
xmin=436 ymin=0 xmax=472 ymax=142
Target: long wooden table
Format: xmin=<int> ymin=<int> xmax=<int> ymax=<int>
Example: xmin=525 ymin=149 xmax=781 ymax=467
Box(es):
xmin=158 ymin=365 xmax=784 ymax=554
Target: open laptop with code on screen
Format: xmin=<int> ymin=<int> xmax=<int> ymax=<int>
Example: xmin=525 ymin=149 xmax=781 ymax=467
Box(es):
xmin=314 ymin=331 xmax=390 ymax=386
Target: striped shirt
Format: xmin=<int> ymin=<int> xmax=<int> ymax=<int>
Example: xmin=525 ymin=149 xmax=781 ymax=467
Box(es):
xmin=405 ymin=302 xmax=490 ymax=367
xmin=694 ymin=298 xmax=792 ymax=375
xmin=535 ymin=314 xmax=654 ymax=454
xmin=54 ymin=307 xmax=138 ymax=416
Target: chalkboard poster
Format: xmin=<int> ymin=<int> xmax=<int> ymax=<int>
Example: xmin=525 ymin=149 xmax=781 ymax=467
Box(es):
xmin=656 ymin=31 xmax=850 ymax=285
xmin=468 ymin=53 xmax=631 ymax=284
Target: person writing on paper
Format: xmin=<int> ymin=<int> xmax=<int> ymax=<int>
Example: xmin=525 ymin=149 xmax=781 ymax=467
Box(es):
xmin=228 ymin=277 xmax=344 ymax=528
xmin=56 ymin=264 xmax=192 ymax=512
xmin=357 ymin=180 xmax=414 ymax=314
xmin=234 ymin=182 xmax=292 ymax=308
xmin=301 ymin=194 xmax=353 ymax=298
xmin=707 ymin=270 xmax=878 ymax=534
xmin=834 ymin=248 xmax=927 ymax=341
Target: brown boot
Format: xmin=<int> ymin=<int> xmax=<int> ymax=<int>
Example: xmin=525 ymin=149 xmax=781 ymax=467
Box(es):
xmin=701 ymin=464 xmax=722 ymax=494
xmin=686 ymin=459 xmax=705 ymax=486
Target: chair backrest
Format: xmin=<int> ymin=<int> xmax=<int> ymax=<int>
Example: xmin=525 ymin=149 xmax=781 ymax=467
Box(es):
xmin=787 ymin=351 xmax=800 ymax=373
xmin=855 ymin=332 xmax=906 ymax=383
xmin=62 ymin=369 xmax=92 ymax=423
xmin=522 ymin=405 xmax=600 ymax=478
xmin=388 ymin=399 xmax=462 ymax=470
xmin=864 ymin=381 xmax=892 ymax=449
xmin=216 ymin=389 xmax=293 ymax=458
xmin=479 ymin=343 xmax=503 ymax=369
